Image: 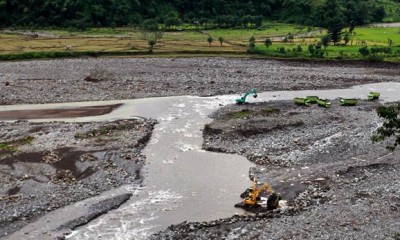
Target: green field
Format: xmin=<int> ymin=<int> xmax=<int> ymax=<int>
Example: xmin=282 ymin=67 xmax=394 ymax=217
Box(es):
xmin=0 ymin=23 xmax=399 ymax=62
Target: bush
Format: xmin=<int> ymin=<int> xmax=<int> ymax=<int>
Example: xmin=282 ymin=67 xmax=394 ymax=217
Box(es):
xmin=370 ymin=47 xmax=392 ymax=55
xmin=367 ymin=54 xmax=384 ymax=62
xmin=359 ymin=46 xmax=370 ymax=57
xmin=308 ymin=44 xmax=324 ymax=57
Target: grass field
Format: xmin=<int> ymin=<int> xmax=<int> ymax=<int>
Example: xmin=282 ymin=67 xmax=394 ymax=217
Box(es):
xmin=0 ymin=22 xmax=399 ymax=62
xmin=251 ymin=43 xmax=400 ymax=62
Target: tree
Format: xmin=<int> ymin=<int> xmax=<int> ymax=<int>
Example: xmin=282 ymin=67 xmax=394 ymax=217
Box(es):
xmin=140 ymin=19 xmax=164 ymax=41
xmin=249 ymin=36 xmax=256 ymax=48
xmin=373 ymin=6 xmax=386 ymax=22
xmin=343 ymin=32 xmax=351 ymax=46
xmin=264 ymin=38 xmax=272 ymax=48
xmin=207 ymin=36 xmax=213 ymax=46
xmin=321 ymin=35 xmax=331 ymax=50
xmin=218 ymin=37 xmax=224 ymax=46
xmin=148 ymin=39 xmax=156 ymax=53
xmin=372 ymin=103 xmax=400 ymax=150
xmin=359 ymin=46 xmax=370 ymax=57
xmin=164 ymin=12 xmax=181 ymax=29
xmin=388 ymin=38 xmax=393 ymax=47
xmin=323 ymin=0 xmax=346 ymax=45
xmin=287 ymin=33 xmax=294 ymax=43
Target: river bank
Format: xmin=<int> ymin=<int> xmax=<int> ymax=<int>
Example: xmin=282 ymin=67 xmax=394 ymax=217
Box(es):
xmin=0 ymin=58 xmax=399 ymax=239
xmin=1 ymin=58 xmax=399 ymax=105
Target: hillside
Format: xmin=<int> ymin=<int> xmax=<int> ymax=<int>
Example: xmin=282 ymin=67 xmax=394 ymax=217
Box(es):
xmin=0 ymin=0 xmax=399 ymax=29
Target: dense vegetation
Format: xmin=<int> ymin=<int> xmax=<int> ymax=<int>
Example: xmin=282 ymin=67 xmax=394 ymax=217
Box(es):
xmin=0 ymin=0 xmax=399 ymax=29
xmin=372 ymin=103 xmax=400 ymax=150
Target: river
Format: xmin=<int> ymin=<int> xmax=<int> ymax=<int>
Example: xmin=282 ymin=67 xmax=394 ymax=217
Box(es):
xmin=3 ymin=82 xmax=400 ymax=240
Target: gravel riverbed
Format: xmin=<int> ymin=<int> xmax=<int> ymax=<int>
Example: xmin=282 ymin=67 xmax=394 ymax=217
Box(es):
xmin=0 ymin=119 xmax=156 ymax=238
xmin=0 ymin=57 xmax=399 ymax=239
xmin=152 ymin=100 xmax=400 ymax=239
xmin=0 ymin=58 xmax=399 ymax=105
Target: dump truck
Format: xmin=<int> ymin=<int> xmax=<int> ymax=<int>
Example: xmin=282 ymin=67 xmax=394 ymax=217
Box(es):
xmin=306 ymin=96 xmax=319 ymax=104
xmin=317 ymin=98 xmax=332 ymax=108
xmin=340 ymin=98 xmax=358 ymax=106
xmin=368 ymin=92 xmax=380 ymax=101
xmin=294 ymin=97 xmax=311 ymax=106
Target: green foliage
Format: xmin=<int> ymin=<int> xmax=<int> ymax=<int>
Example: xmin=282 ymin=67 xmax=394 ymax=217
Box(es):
xmin=0 ymin=0 xmax=396 ymax=29
xmin=370 ymin=47 xmax=392 ymax=54
xmin=308 ymin=44 xmax=324 ymax=57
xmin=0 ymin=135 xmax=34 ymax=154
xmin=265 ymin=38 xmax=272 ymax=48
xmin=367 ymin=54 xmax=385 ymax=61
xmin=218 ymin=37 xmax=224 ymax=46
xmin=359 ymin=46 xmax=370 ymax=56
xmin=140 ymin=19 xmax=164 ymax=40
xmin=343 ymin=32 xmax=352 ymax=45
xmin=148 ymin=39 xmax=157 ymax=53
xmin=287 ymin=33 xmax=294 ymax=42
xmin=321 ymin=35 xmax=331 ymax=49
xmin=249 ymin=36 xmax=256 ymax=43
xmin=207 ymin=36 xmax=213 ymax=46
xmin=372 ymin=102 xmax=400 ymax=150
xmin=393 ymin=232 xmax=400 ymax=240
xmin=249 ymin=36 xmax=256 ymax=48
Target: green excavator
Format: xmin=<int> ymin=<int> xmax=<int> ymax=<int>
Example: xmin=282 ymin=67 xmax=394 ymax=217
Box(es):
xmin=236 ymin=89 xmax=257 ymax=104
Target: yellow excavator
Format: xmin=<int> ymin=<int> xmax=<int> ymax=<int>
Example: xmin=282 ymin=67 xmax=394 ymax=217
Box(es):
xmin=243 ymin=179 xmax=280 ymax=210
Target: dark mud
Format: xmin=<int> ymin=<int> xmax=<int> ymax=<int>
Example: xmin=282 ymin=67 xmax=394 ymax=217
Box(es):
xmin=0 ymin=104 xmax=122 ymax=120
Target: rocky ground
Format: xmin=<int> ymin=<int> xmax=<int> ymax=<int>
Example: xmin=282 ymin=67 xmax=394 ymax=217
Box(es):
xmin=0 ymin=58 xmax=399 ymax=105
xmin=152 ymin=100 xmax=400 ymax=239
xmin=0 ymin=119 xmax=156 ymax=238
xmin=1 ymin=57 xmax=399 ymax=240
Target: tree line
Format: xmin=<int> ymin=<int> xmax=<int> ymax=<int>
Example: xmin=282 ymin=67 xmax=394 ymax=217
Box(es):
xmin=0 ymin=0 xmax=395 ymax=29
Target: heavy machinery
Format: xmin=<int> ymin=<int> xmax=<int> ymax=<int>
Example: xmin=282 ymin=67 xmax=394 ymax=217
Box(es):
xmin=241 ymin=179 xmax=280 ymax=210
xmin=236 ymin=89 xmax=257 ymax=104
xmin=317 ymin=98 xmax=332 ymax=108
xmin=368 ymin=92 xmax=380 ymax=101
xmin=340 ymin=98 xmax=358 ymax=106
xmin=306 ymin=96 xmax=319 ymax=104
xmin=294 ymin=97 xmax=311 ymax=106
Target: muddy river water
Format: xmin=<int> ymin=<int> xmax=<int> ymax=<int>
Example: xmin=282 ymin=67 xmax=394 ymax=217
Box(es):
xmin=2 ymin=82 xmax=400 ymax=240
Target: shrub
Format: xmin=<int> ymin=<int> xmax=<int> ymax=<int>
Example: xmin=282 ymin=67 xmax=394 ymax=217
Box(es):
xmin=359 ymin=46 xmax=370 ymax=57
xmin=367 ymin=54 xmax=384 ymax=62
